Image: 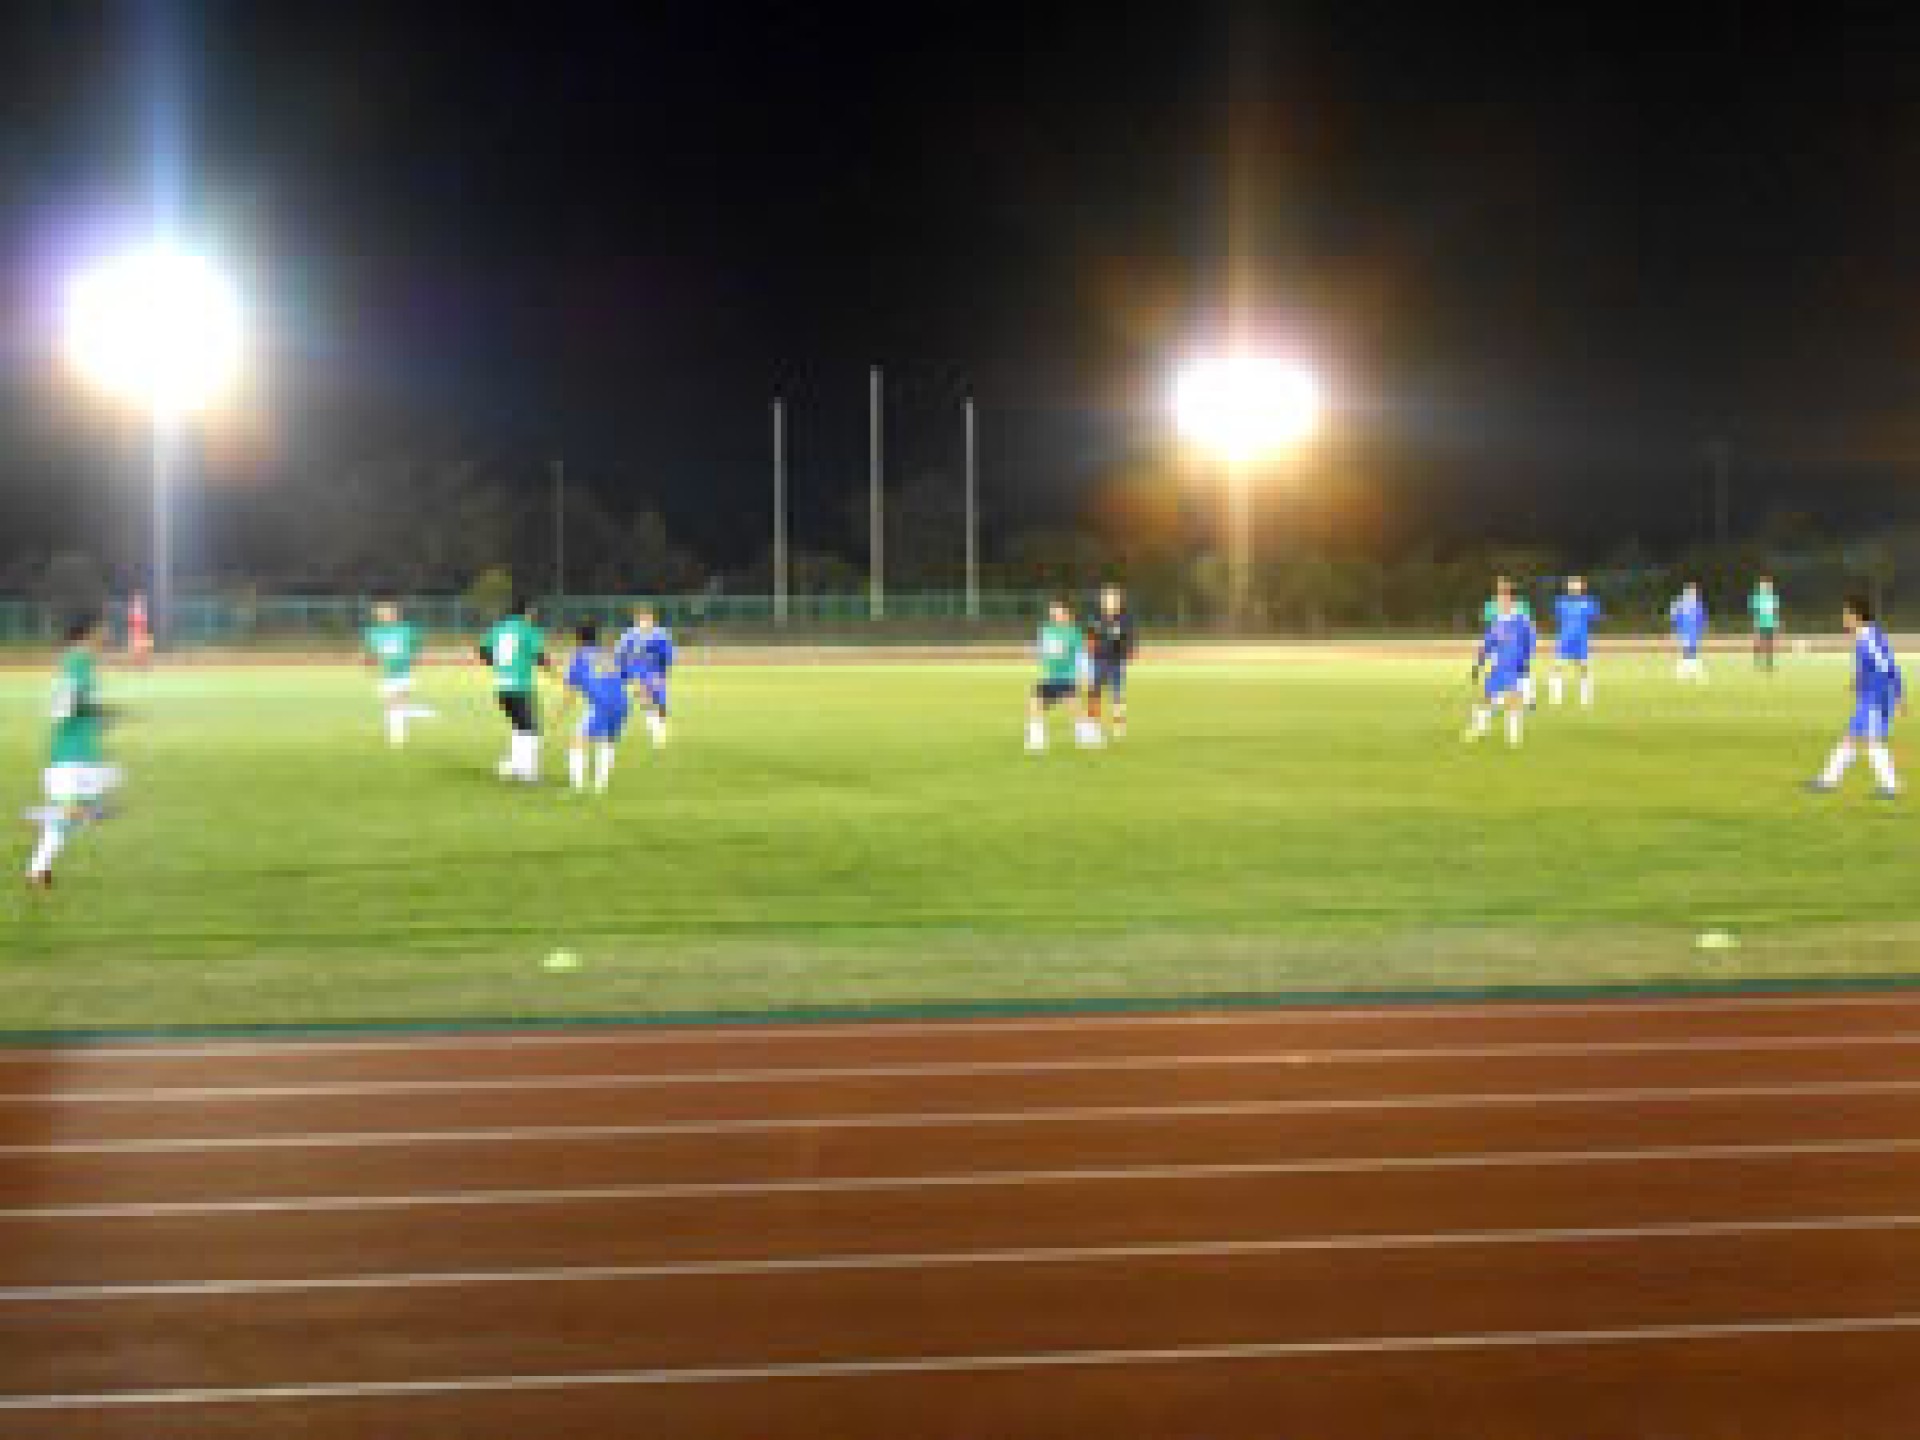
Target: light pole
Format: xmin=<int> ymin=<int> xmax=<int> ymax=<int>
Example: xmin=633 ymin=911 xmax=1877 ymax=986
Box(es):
xmin=61 ymin=244 xmax=245 ymax=649
xmin=772 ymin=397 xmax=788 ymax=625
xmin=1171 ymin=354 xmax=1322 ymax=629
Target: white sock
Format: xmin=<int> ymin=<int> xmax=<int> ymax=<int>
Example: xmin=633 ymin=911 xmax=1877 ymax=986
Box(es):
xmin=1869 ymin=744 xmax=1900 ymax=792
xmin=1469 ymin=706 xmax=1491 ymax=736
xmin=1821 ymin=742 xmax=1856 ymax=787
xmin=514 ymin=732 xmax=540 ymax=779
xmin=1580 ymin=675 xmax=1594 ymax=707
xmin=568 ymin=746 xmax=587 ymax=791
xmin=1026 ymin=718 xmax=1046 ymax=750
xmin=1505 ymin=708 xmax=1523 ymax=746
xmin=386 ymin=708 xmax=406 ymax=747
xmin=1548 ymin=675 xmax=1564 ymax=705
xmin=645 ymin=712 xmax=667 ymax=747
xmin=594 ymin=742 xmax=616 ymax=793
xmin=28 ymin=815 xmax=67 ymax=877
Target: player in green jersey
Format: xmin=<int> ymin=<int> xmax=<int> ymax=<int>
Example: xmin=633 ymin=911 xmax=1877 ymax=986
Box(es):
xmin=478 ymin=598 xmax=551 ymax=781
xmin=1026 ymin=598 xmax=1097 ymax=751
xmin=362 ymin=601 xmax=436 ymax=747
xmin=25 ymin=615 xmax=121 ymax=889
xmin=1750 ymin=577 xmax=1782 ymax=673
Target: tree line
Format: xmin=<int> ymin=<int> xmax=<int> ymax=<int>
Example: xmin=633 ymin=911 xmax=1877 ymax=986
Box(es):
xmin=2 ymin=453 xmax=1910 ymax=629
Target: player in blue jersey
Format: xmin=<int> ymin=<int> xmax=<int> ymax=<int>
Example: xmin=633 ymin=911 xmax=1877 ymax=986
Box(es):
xmin=1465 ymin=595 xmax=1537 ymax=747
xmin=1669 ymin=582 xmax=1709 ymax=683
xmin=615 ymin=605 xmax=676 ymax=748
xmin=1481 ymin=577 xmax=1538 ymax=706
xmin=1807 ymin=596 xmax=1905 ymax=798
xmin=1547 ymin=575 xmax=1603 ymax=707
xmin=560 ymin=624 xmax=631 ymax=794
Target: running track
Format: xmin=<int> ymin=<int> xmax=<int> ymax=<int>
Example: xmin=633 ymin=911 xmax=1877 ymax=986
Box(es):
xmin=8 ymin=991 xmax=1920 ymax=1437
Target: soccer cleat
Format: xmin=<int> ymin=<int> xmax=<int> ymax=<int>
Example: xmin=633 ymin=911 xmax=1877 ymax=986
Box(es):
xmin=1876 ymin=786 xmax=1903 ymax=800
xmin=25 ymin=871 xmax=51 ymax=891
xmin=1803 ymin=780 xmax=1838 ymax=794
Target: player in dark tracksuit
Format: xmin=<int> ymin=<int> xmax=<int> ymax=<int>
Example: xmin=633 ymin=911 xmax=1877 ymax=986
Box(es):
xmin=1084 ymin=585 xmax=1139 ymax=740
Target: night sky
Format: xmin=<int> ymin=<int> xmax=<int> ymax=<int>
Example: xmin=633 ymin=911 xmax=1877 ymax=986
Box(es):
xmin=8 ymin=1 xmax=1920 ymax=569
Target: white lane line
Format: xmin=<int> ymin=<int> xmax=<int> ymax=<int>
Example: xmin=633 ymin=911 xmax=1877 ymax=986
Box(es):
xmin=7 ymin=1212 xmax=1920 ymax=1302
xmin=11 ymin=1075 xmax=1920 ymax=1157
xmin=8 ymin=1135 xmax=1920 ymax=1220
xmin=6 ymin=1313 xmax=1920 ymax=1409
xmin=4 ymin=990 xmax=1918 ymax=1061
xmin=15 ymin=1030 xmax=1920 ymax=1104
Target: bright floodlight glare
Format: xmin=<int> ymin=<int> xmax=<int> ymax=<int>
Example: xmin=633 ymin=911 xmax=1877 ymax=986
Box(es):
xmin=62 ymin=246 xmax=244 ymax=418
xmin=1172 ymin=355 xmax=1322 ymax=464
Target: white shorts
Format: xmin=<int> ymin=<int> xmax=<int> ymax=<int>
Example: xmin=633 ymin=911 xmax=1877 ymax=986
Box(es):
xmin=379 ymin=676 xmax=414 ymax=701
xmin=44 ymin=763 xmax=122 ymax=804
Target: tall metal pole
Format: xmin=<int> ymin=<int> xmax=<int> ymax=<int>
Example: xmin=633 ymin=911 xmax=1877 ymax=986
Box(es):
xmin=773 ymin=397 xmax=788 ymax=626
xmin=1227 ymin=466 xmax=1251 ymax=630
xmin=1709 ymin=439 xmax=1731 ymax=546
xmin=869 ymin=366 xmax=884 ymax=619
xmin=150 ymin=418 xmax=177 ymax=650
xmin=964 ymin=395 xmax=979 ymax=621
xmin=551 ymin=457 xmax=565 ymax=601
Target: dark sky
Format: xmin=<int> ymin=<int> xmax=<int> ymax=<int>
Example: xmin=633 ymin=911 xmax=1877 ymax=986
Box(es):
xmin=9 ymin=1 xmax=1920 ymax=566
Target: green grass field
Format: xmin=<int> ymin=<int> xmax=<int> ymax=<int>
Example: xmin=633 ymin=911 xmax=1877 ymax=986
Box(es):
xmin=3 ymin=647 xmax=1918 ymax=1033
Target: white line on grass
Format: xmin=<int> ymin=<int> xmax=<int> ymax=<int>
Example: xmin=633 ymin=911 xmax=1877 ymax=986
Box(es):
xmin=5 ymin=1313 xmax=1920 ymax=1409
xmin=12 ymin=1030 xmax=1920 ymax=1104
xmin=5 ymin=1212 xmax=1919 ymax=1302
xmin=7 ymin=1135 xmax=1920 ymax=1220
xmin=9 ymin=1075 xmax=1920 ymax=1156
xmin=4 ymin=990 xmax=1919 ymax=1062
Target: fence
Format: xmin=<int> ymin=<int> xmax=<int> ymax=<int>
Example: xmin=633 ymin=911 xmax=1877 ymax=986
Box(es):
xmin=0 ymin=565 xmax=1901 ymax=649
xmin=0 ymin=592 xmax=1056 ymax=649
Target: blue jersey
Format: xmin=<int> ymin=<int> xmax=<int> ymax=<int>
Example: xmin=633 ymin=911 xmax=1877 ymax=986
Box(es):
xmin=565 ymin=646 xmax=629 ymax=717
xmin=1669 ymin=595 xmax=1708 ymax=641
xmin=1855 ymin=625 xmax=1905 ymax=709
xmin=1554 ymin=594 xmax=1602 ymax=653
xmin=1480 ymin=612 xmax=1537 ymax=674
xmin=616 ymin=625 xmax=675 ymax=680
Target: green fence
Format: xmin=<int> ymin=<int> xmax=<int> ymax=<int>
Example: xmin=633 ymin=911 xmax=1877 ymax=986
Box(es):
xmin=0 ymin=592 xmax=1056 ymax=649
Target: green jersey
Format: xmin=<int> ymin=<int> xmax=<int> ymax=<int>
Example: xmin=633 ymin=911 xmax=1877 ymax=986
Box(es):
xmin=484 ymin=616 xmax=543 ymax=693
xmin=49 ymin=648 xmax=103 ymax=766
xmin=1749 ymin=588 xmax=1781 ymax=631
xmin=1481 ymin=596 xmax=1533 ymax=623
xmin=1037 ymin=621 xmax=1084 ymax=685
xmin=364 ymin=621 xmax=420 ymax=680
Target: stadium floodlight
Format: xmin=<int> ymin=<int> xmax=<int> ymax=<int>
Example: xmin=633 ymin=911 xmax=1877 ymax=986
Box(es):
xmin=1171 ymin=354 xmax=1323 ymax=627
xmin=1172 ymin=354 xmax=1320 ymax=466
xmin=63 ymin=245 xmax=245 ymax=419
xmin=61 ymin=243 xmax=247 ymax=649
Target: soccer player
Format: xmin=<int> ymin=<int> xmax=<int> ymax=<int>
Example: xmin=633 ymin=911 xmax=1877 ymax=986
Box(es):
xmin=560 ymin=623 xmax=630 ymax=794
xmin=24 ymin=615 xmax=121 ymax=889
xmin=1548 ymin=575 xmax=1603 ymax=707
xmin=1807 ymin=595 xmax=1905 ymax=798
xmin=1669 ymin=582 xmax=1709 ymax=683
xmin=362 ymin=601 xmax=435 ymax=747
xmin=1084 ymin=584 xmax=1138 ymax=739
xmin=1482 ymin=578 xmax=1537 ymax=705
xmin=615 ymin=605 xmax=675 ymax=748
xmin=1027 ymin=598 xmax=1096 ymax=751
xmin=1465 ymin=594 xmax=1536 ymax=747
xmin=478 ymin=598 xmax=549 ymax=781
xmin=125 ymin=591 xmax=151 ymax=668
xmin=1750 ymin=576 xmax=1782 ymax=673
